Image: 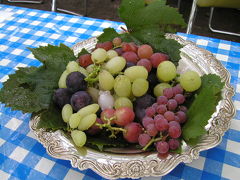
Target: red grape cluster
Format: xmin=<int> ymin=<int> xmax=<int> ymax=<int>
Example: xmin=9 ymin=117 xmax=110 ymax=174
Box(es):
xmin=138 ymin=84 xmax=187 ymax=157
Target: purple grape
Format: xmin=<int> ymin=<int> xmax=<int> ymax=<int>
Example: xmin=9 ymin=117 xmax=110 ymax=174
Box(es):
xmin=147 ymin=71 xmax=159 ymax=90
xmin=154 ymin=114 xmax=164 ymax=121
xmin=155 ymin=117 xmax=169 ymax=131
xmin=86 ymin=118 xmax=103 ymax=135
xmin=156 ymin=141 xmax=169 ymax=154
xmin=151 ymin=103 xmax=158 ymax=110
xmin=135 ymin=107 xmax=145 ymax=122
xmin=169 ymin=121 xmax=181 ymax=129
xmin=168 ymin=126 xmax=181 ymax=138
xmin=145 ymin=106 xmax=156 ymax=117
xmin=135 ymin=94 xmax=155 ymax=109
xmin=174 ymin=115 xmax=180 ymax=123
xmin=157 ymin=96 xmax=168 ymax=105
xmin=174 ymin=94 xmax=185 ymax=104
xmin=167 ymin=99 xmax=178 ymax=111
xmin=176 ymin=111 xmax=187 ymax=123
xmin=70 ymin=91 xmax=92 ymax=112
xmin=168 ymin=139 xmax=180 ymax=150
xmin=146 ymin=123 xmax=158 ymax=137
xmin=156 ymin=105 xmax=167 ymax=114
xmin=164 ymin=111 xmax=175 ymax=121
xmin=53 ymin=88 xmax=72 ymax=108
xmin=142 ymin=116 xmax=154 ymax=128
xmin=115 ymin=47 xmax=123 ymax=56
xmin=172 ymin=84 xmax=183 ymax=95
xmin=179 ymin=105 xmax=188 ymax=113
xmin=138 ymin=133 xmax=151 ymax=147
xmin=66 ymin=72 xmax=87 ymax=93
xmin=123 ymin=62 xmax=135 ymax=71
xmin=163 ymin=88 xmax=174 ymax=99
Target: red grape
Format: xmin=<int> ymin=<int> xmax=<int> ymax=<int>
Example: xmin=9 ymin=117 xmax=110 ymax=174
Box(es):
xmin=112 ymin=37 xmax=122 ymax=46
xmin=157 ymin=96 xmax=168 ymax=105
xmin=150 ymin=53 xmax=168 ymax=68
xmin=156 ymin=141 xmax=169 ymax=154
xmin=179 ymin=105 xmax=187 ymax=113
xmin=163 ymin=88 xmax=174 ymax=99
xmin=172 ymin=84 xmax=183 ymax=95
xmin=145 ymin=106 xmax=156 ymax=117
xmin=123 ymin=122 xmax=143 ymax=143
xmin=169 ymin=121 xmax=180 ymax=129
xmin=164 ymin=111 xmax=175 ymax=121
xmin=137 ymin=58 xmax=152 ymax=72
xmin=96 ymin=41 xmax=113 ymax=51
xmin=138 ymin=133 xmax=151 ymax=147
xmin=155 ymin=117 xmax=169 ymax=131
xmin=137 ymin=44 xmax=153 ymax=59
xmin=168 ymin=139 xmax=180 ymax=150
xmin=176 ymin=111 xmax=187 ymax=123
xmin=115 ymin=48 xmax=123 ymax=56
xmin=101 ymin=108 xmax=115 ymax=124
xmin=115 ymin=107 xmax=135 ymax=126
xmin=142 ymin=116 xmax=154 ymax=128
xmin=169 ymin=125 xmax=181 ymax=138
xmin=122 ymin=51 xmax=139 ymax=64
xmin=167 ymin=99 xmax=178 ymax=111
xmin=156 ymin=105 xmax=167 ymax=114
xmin=146 ymin=123 xmax=158 ymax=137
xmin=86 ymin=118 xmax=103 ymax=135
xmin=122 ymin=42 xmax=132 ymax=52
xmin=174 ymin=94 xmax=185 ymax=104
xmin=78 ymin=54 xmax=93 ymax=68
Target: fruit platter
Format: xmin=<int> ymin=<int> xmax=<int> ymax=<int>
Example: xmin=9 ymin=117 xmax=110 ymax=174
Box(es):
xmin=0 ymin=0 xmax=235 ymax=179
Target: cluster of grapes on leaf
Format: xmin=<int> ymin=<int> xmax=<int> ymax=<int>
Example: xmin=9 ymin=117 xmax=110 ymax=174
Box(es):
xmin=53 ymin=35 xmax=202 ymax=158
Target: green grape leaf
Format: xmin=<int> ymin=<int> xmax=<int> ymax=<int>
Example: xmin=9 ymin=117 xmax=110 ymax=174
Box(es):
xmin=182 ymin=74 xmax=224 ymax=145
xmin=77 ymin=48 xmax=89 ymax=58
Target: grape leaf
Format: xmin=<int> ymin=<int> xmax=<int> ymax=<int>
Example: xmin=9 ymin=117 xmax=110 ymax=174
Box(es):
xmin=77 ymin=48 xmax=89 ymax=58
xmin=0 ymin=44 xmax=76 ymax=113
xmin=182 ymin=74 xmax=224 ymax=145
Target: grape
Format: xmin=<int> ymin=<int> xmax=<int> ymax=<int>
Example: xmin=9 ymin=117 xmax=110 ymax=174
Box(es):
xmin=135 ymin=107 xmax=146 ymax=122
xmin=87 ymin=87 xmax=99 ymax=103
xmin=150 ymin=53 xmax=168 ymax=68
xmin=145 ymin=106 xmax=156 ymax=117
xmin=147 ymin=71 xmax=159 ymax=90
xmin=157 ymin=152 xmax=169 ymax=159
xmin=174 ymin=94 xmax=185 ymax=104
xmin=137 ymin=44 xmax=153 ymax=59
xmin=58 ymin=70 xmax=69 ymax=88
xmin=154 ymin=83 xmax=172 ymax=97
xmin=179 ymin=105 xmax=187 ymax=113
xmin=138 ymin=133 xmax=151 ymax=147
xmin=115 ymin=107 xmax=135 ymax=126
xmin=62 ymin=104 xmax=73 ymax=123
xmin=86 ymin=64 xmax=94 ymax=73
xmin=71 ymin=130 xmax=87 ymax=147
xmin=66 ymin=72 xmax=87 ymax=93
xmin=114 ymin=47 xmax=123 ymax=56
xmin=96 ymin=41 xmax=113 ymax=51
xmin=78 ymin=66 xmax=89 ymax=77
xmin=122 ymin=51 xmax=139 ymax=64
xmin=155 ymin=117 xmax=169 ymax=131
xmin=132 ymin=78 xmax=149 ymax=97
xmin=151 ymin=103 xmax=158 ymax=110
xmin=146 ymin=123 xmax=158 ymax=136
xmin=98 ymin=91 xmax=114 ymax=110
xmin=91 ymin=48 xmax=107 ymax=64
xmin=172 ymin=84 xmax=183 ymax=95
xmin=114 ymin=97 xmax=133 ymax=109
xmin=164 ymin=111 xmax=175 ymax=121
xmin=176 ymin=111 xmax=187 ymax=123
xmin=169 ymin=121 xmax=181 ymax=129
xmin=86 ymin=118 xmax=103 ymax=135
xmin=163 ymin=88 xmax=174 ymax=99
xmin=114 ymin=75 xmax=131 ymax=97
xmin=122 ymin=42 xmax=132 ymax=52
xmin=156 ymin=141 xmax=169 ymax=154
xmin=157 ymin=96 xmax=168 ymax=105
xmin=71 ymin=91 xmax=92 ymax=112
xmin=99 ymin=70 xmax=114 ymax=91
xmin=168 ymin=139 xmax=180 ymax=150
xmin=174 ymin=115 xmax=180 ymax=123
xmin=78 ymin=113 xmax=97 ymax=131
xmin=107 ymin=50 xmax=118 ymax=59
xmin=168 ymin=125 xmax=181 ymax=138
xmin=167 ymin=99 xmax=178 ymax=111
xmin=101 ymin=108 xmax=116 ymax=124
xmin=179 ymin=71 xmax=201 ymax=92
xmin=157 ymin=61 xmax=176 ymax=82
xmin=123 ymin=122 xmax=143 ymax=143
xmin=137 ymin=58 xmax=152 ymax=72
xmin=129 ymin=42 xmax=138 ymax=52
xmin=124 ymin=66 xmax=148 ymax=82
xmin=154 ymin=114 xmax=164 ymax=121
xmin=142 ymin=116 xmax=154 ymax=128
xmin=78 ymin=54 xmax=93 ymax=68
xmin=77 ymin=103 xmax=99 ymax=117
xmin=53 ymin=88 xmax=72 ymax=108
xmin=156 ymin=105 xmax=167 ymax=114
xmin=69 ymin=113 xmax=82 ymax=128
xmin=122 ymin=62 xmax=135 ymax=72
xmin=134 ymin=94 xmax=155 ymax=109
xmin=105 ymin=56 xmax=126 ymax=74
xmin=112 ymin=37 xmax=122 ymax=46
xmin=66 ymin=61 xmax=80 ymax=73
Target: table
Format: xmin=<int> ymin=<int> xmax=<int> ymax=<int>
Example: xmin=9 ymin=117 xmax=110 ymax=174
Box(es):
xmin=0 ymin=4 xmax=239 ymax=180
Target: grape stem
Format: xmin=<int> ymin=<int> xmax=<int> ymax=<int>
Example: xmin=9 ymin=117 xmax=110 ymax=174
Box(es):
xmin=84 ymin=65 xmax=101 ymax=85
xmin=142 ymin=134 xmax=168 ymax=151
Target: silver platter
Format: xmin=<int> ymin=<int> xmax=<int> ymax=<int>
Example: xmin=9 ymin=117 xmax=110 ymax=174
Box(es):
xmin=30 ymin=34 xmax=235 ymax=179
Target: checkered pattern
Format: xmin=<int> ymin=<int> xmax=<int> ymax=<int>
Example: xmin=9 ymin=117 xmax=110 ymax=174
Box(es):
xmin=0 ymin=4 xmax=239 ymax=180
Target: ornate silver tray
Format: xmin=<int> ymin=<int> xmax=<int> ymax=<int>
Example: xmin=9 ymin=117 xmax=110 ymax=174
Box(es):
xmin=30 ymin=34 xmax=235 ymax=179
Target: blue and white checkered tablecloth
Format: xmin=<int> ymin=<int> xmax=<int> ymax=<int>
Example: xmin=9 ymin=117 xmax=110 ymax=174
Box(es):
xmin=0 ymin=4 xmax=239 ymax=180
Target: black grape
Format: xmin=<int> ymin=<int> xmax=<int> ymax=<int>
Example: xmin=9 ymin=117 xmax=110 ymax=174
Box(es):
xmin=66 ymin=72 xmax=87 ymax=93
xmin=53 ymin=88 xmax=72 ymax=108
xmin=71 ymin=91 xmax=92 ymax=112
xmin=134 ymin=94 xmax=155 ymax=109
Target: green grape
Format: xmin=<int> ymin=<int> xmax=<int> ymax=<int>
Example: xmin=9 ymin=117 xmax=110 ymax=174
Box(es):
xmin=99 ymin=70 xmax=114 ymax=90
xmin=86 ymin=64 xmax=94 ymax=73
xmin=58 ymin=70 xmax=69 ymax=88
xmin=124 ymin=66 xmax=148 ymax=82
xmin=87 ymin=87 xmax=99 ymax=103
xmin=66 ymin=61 xmax=79 ymax=73
xmin=71 ymin=130 xmax=87 ymax=147
xmin=180 ymin=71 xmax=201 ymax=92
xmin=78 ymin=113 xmax=97 ymax=131
xmin=77 ymin=104 xmax=99 ymax=117
xmin=114 ymin=97 xmax=133 ymax=109
xmin=91 ymin=48 xmax=107 ymax=64
xmin=62 ymin=104 xmax=73 ymax=123
xmin=69 ymin=113 xmax=82 ymax=129
xmin=105 ymin=56 xmax=126 ymax=74
xmin=78 ymin=66 xmax=89 ymax=77
xmin=114 ymin=75 xmax=131 ymax=97
xmin=157 ymin=61 xmax=176 ymax=82
xmin=132 ymin=78 xmax=149 ymax=97
xmin=107 ymin=50 xmax=118 ymax=59
xmin=153 ymin=83 xmax=172 ymax=97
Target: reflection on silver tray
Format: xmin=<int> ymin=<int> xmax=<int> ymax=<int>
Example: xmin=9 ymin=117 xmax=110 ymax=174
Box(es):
xmin=30 ymin=34 xmax=235 ymax=179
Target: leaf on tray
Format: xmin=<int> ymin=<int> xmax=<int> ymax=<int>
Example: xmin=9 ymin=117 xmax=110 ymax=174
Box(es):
xmin=182 ymin=74 xmax=224 ymax=145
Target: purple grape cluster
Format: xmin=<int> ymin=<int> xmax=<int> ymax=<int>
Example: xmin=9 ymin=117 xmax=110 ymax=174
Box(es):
xmin=138 ymin=84 xmax=187 ymax=158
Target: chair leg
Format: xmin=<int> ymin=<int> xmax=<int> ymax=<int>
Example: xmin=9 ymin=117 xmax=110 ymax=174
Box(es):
xmin=7 ymin=0 xmax=43 ymax=3
xmin=208 ymin=7 xmax=240 ymax=37
xmin=186 ymin=0 xmax=198 ymax=34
